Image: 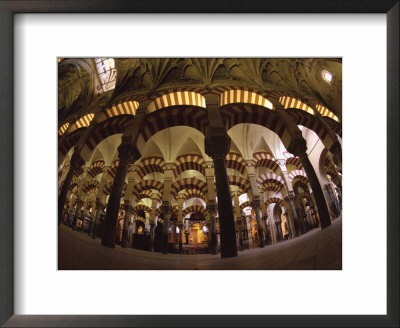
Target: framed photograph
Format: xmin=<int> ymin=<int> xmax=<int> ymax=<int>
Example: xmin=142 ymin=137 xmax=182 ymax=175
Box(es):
xmin=1 ymin=1 xmax=398 ymax=327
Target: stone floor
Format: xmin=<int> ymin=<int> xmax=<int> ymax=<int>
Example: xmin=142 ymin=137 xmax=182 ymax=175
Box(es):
xmin=58 ymin=216 xmax=342 ymax=270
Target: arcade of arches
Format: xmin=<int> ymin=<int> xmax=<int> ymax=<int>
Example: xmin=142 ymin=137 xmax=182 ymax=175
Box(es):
xmin=58 ymin=58 xmax=342 ymax=265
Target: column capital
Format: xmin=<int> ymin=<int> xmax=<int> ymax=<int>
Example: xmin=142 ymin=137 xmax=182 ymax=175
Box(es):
xmin=250 ymin=199 xmax=261 ymax=209
xmin=287 ymin=137 xmax=307 ymax=159
xmin=70 ymin=151 xmax=85 ymax=170
xmin=117 ymin=143 xmax=141 ymax=165
xmin=204 ymin=161 xmax=214 ymax=168
xmin=206 ymin=203 xmax=217 ymax=215
xmin=244 ymin=159 xmax=255 ymax=167
xmin=164 ymin=162 xmax=175 ymax=171
xmin=204 ymin=128 xmax=231 ymax=160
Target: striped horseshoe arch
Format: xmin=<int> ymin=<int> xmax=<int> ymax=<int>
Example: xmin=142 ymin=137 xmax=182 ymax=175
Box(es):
xmin=265 ymin=197 xmax=285 ymax=208
xmin=285 ymin=109 xmax=336 ymax=150
xmin=171 ymin=178 xmax=208 ymax=198
xmin=136 ymin=156 xmax=166 ymax=179
xmin=225 ymin=152 xmax=246 ymax=175
xmin=132 ymin=180 xmax=164 ymax=199
xmin=147 ymin=91 xmax=206 ymax=113
xmin=288 ymin=170 xmax=308 ymax=184
xmin=174 ymin=154 xmax=206 ymax=178
xmin=82 ymin=180 xmax=100 ymax=194
xmin=220 ymin=104 xmax=292 ymax=149
xmin=183 ymin=188 xmax=207 ymax=202
xmin=256 ymin=173 xmax=286 ymax=191
xmin=279 ymin=96 xmax=315 ymax=115
xmin=183 ymin=205 xmax=207 ymax=218
xmin=87 ymin=160 xmax=105 ymax=178
xmin=84 ymin=115 xmax=134 ymax=152
xmin=219 ymin=88 xmax=274 ymax=110
xmin=253 ymin=151 xmax=280 ymax=172
xmin=285 ymin=156 xmax=303 ymax=170
xmin=228 ymin=176 xmax=251 ymax=194
xmin=240 ymin=200 xmax=251 ymax=211
xmin=137 ymin=106 xmax=209 ymax=145
xmin=133 ymin=204 xmax=151 ymax=215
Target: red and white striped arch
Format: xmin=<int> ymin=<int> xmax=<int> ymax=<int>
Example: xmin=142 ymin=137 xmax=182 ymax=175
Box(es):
xmin=256 ymin=173 xmax=286 ymax=192
xmin=133 ymin=204 xmax=151 ymax=215
xmin=136 ymin=190 xmax=157 ymax=202
xmin=87 ymin=160 xmax=105 ymax=178
xmin=228 ymin=176 xmax=251 ymax=194
xmin=136 ymin=156 xmax=166 ymax=179
xmin=285 ymin=156 xmax=303 ymax=170
xmin=147 ymin=91 xmax=206 ymax=113
xmin=265 ymin=197 xmax=285 ymax=208
xmin=183 ymin=204 xmax=207 ymax=218
xmin=171 ymin=178 xmax=207 ymax=198
xmin=288 ymin=170 xmax=308 ymax=184
xmin=174 ymin=154 xmax=206 ymax=177
xmin=104 ymin=101 xmax=139 ymax=119
xmin=132 ymin=180 xmax=164 ymax=198
xmin=253 ymin=151 xmax=280 ymax=171
xmin=82 ymin=180 xmax=99 ymax=194
xmin=106 ymin=160 xmax=120 ymax=180
xmin=279 ymin=96 xmax=315 ymax=115
xmin=219 ymin=88 xmax=274 ymax=110
xmin=225 ymin=152 xmax=246 ymax=175
xmin=184 ymin=188 xmax=207 ymax=202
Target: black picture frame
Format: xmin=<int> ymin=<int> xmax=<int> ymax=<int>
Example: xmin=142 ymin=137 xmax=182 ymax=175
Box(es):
xmin=0 ymin=1 xmax=398 ymax=327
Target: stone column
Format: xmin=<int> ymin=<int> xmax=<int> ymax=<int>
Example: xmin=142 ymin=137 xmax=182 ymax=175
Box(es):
xmin=251 ymin=199 xmax=265 ymax=248
xmin=91 ymin=198 xmax=103 ymax=238
xmin=207 ymin=203 xmax=218 ymax=255
xmin=149 ymin=192 xmax=160 ymax=252
xmin=121 ymin=202 xmax=133 ymax=248
xmin=259 ymin=190 xmax=269 ymax=243
xmin=184 ymin=219 xmax=190 ymax=245
xmin=58 ymin=151 xmax=84 ymax=225
xmin=288 ymin=138 xmax=331 ymax=228
xmin=72 ymin=198 xmax=83 ymax=230
xmin=162 ymin=203 xmax=172 ymax=254
xmin=101 ymin=143 xmax=140 ymax=248
xmin=176 ymin=192 xmax=185 ymax=254
xmin=205 ymin=128 xmax=237 ymax=258
xmin=231 ymin=190 xmax=243 ymax=250
xmin=286 ymin=192 xmax=304 ymax=235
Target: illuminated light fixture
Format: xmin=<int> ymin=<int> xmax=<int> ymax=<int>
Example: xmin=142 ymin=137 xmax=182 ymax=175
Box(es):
xmin=202 ymin=225 xmax=207 ymax=233
xmin=219 ymin=89 xmax=274 ymax=110
xmin=176 ymin=226 xmax=180 ymax=234
xmin=322 ymin=70 xmax=333 ymax=84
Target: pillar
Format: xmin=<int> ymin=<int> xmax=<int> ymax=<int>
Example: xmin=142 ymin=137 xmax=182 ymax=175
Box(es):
xmin=176 ymin=192 xmax=185 ymax=254
xmin=58 ymin=150 xmax=84 ymax=225
xmin=162 ymin=203 xmax=172 ymax=254
xmin=207 ymin=203 xmax=218 ymax=255
xmin=250 ymin=199 xmax=265 ymax=248
xmin=101 ymin=143 xmax=140 ymax=248
xmin=288 ymin=138 xmax=331 ymax=228
xmin=205 ymin=127 xmax=237 ymax=258
xmin=232 ymin=190 xmax=243 ymax=250
xmin=121 ymin=202 xmax=133 ymax=248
